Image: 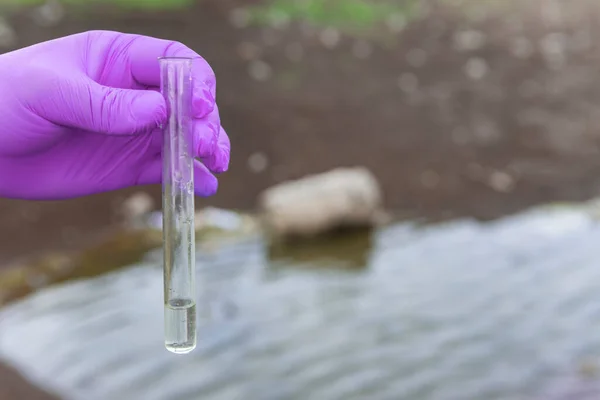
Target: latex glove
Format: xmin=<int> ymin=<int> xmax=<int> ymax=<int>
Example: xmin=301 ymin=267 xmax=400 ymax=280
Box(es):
xmin=0 ymin=30 xmax=230 ymax=200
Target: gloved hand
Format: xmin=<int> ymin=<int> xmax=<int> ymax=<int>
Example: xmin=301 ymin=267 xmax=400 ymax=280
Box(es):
xmin=0 ymin=30 xmax=230 ymax=200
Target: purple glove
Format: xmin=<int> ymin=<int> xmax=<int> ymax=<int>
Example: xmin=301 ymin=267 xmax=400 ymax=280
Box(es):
xmin=0 ymin=30 xmax=230 ymax=200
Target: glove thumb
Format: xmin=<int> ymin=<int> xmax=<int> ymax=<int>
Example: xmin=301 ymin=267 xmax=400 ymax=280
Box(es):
xmin=35 ymin=76 xmax=166 ymax=135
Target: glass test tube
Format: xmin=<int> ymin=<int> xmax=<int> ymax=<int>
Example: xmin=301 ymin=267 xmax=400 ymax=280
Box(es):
xmin=159 ymin=57 xmax=197 ymax=354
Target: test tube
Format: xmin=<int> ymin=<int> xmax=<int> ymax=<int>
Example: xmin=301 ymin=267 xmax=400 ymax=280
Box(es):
xmin=159 ymin=57 xmax=196 ymax=354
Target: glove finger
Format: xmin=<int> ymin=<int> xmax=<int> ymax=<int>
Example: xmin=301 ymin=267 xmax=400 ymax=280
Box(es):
xmin=194 ymin=107 xmax=220 ymax=158
xmin=127 ymin=35 xmax=216 ymax=117
xmin=201 ymin=126 xmax=230 ymax=174
xmin=148 ymin=110 xmax=219 ymax=157
xmin=137 ymin=157 xmax=218 ymax=197
xmin=141 ymin=65 xmax=214 ymax=119
xmin=29 ymin=75 xmax=166 ymax=135
xmin=192 ymin=160 xmax=219 ymax=197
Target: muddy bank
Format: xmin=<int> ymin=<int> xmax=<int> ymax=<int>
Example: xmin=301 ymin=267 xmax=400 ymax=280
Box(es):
xmin=2 ymin=1 xmax=600 ymax=262
xmin=0 ymin=363 xmax=58 ymax=400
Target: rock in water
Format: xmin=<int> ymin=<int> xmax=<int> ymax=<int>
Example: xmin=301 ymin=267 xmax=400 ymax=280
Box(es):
xmin=258 ymin=167 xmax=384 ymax=238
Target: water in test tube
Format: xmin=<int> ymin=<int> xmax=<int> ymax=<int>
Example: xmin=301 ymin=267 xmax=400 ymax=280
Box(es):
xmin=159 ymin=57 xmax=197 ymax=354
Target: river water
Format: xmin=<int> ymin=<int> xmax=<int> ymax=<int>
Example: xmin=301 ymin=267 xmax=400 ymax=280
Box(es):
xmin=2 ymin=205 xmax=600 ymax=400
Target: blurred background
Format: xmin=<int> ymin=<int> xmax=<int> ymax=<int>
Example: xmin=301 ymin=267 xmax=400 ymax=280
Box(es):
xmin=3 ymin=0 xmax=600 ymax=399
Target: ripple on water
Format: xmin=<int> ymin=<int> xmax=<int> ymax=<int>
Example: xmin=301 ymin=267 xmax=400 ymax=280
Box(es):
xmin=2 ymin=207 xmax=600 ymax=399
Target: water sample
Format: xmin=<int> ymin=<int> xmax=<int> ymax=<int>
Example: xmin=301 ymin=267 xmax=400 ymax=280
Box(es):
xmin=159 ymin=57 xmax=197 ymax=354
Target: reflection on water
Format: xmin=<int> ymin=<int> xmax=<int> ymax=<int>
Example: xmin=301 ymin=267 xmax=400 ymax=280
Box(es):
xmin=2 ymin=207 xmax=600 ymax=399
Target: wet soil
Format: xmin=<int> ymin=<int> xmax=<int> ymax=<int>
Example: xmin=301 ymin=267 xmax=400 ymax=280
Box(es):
xmin=2 ymin=1 xmax=600 ymax=264
xmin=0 ymin=363 xmax=59 ymax=400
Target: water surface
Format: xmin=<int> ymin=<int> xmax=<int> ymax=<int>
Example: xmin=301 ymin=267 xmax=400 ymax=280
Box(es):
xmin=2 ymin=207 xmax=600 ymax=399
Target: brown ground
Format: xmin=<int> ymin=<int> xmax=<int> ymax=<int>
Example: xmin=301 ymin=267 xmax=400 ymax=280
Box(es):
xmin=2 ymin=1 xmax=600 ymax=397
xmin=0 ymin=363 xmax=58 ymax=400
xmin=2 ymin=1 xmax=600 ymax=263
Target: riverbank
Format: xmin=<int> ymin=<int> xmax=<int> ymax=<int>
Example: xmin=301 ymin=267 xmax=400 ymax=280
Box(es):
xmin=1 ymin=0 xmax=600 ymax=264
xmin=2 ymin=1 xmax=600 ymax=398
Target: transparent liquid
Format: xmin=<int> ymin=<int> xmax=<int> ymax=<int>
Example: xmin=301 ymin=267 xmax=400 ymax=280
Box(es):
xmin=164 ymin=298 xmax=197 ymax=354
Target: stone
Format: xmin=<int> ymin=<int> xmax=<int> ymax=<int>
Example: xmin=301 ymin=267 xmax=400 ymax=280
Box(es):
xmin=258 ymin=167 xmax=384 ymax=238
xmin=195 ymin=207 xmax=246 ymax=232
xmin=248 ymin=60 xmax=272 ymax=82
xmin=464 ymin=57 xmax=489 ymax=80
xmin=319 ymin=28 xmax=341 ymax=49
xmin=453 ymin=30 xmax=486 ymax=52
xmin=228 ymin=7 xmax=250 ymax=29
xmin=120 ymin=192 xmax=154 ymax=223
xmin=247 ymin=152 xmax=269 ymax=173
xmin=31 ymin=0 xmax=65 ymax=27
